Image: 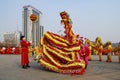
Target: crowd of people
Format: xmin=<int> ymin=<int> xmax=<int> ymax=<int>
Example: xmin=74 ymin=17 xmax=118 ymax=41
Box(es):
xmin=0 ymin=40 xmax=120 ymax=62
xmin=0 ymin=46 xmax=21 ymax=54
xmin=86 ymin=41 xmax=120 ymax=64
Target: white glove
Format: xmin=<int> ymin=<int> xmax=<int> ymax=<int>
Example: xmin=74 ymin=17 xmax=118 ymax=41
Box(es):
xmin=30 ymin=41 xmax=32 ymax=44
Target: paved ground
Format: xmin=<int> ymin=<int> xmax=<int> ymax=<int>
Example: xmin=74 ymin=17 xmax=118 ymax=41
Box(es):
xmin=0 ymin=55 xmax=120 ymax=80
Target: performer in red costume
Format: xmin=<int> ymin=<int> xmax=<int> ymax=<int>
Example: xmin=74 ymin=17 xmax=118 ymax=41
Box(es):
xmin=0 ymin=47 xmax=2 ymax=54
xmin=20 ymin=36 xmax=31 ymax=69
xmin=1 ymin=47 xmax=6 ymax=54
xmin=79 ymin=45 xmax=90 ymax=69
xmin=14 ymin=47 xmax=20 ymax=54
xmin=5 ymin=46 xmax=12 ymax=54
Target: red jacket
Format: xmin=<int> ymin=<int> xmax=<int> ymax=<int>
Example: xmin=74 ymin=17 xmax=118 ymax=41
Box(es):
xmin=21 ymin=40 xmax=30 ymax=66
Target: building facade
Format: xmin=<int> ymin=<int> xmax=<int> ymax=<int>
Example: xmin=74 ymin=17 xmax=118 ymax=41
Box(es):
xmin=22 ymin=5 xmax=43 ymax=47
xmin=3 ymin=31 xmax=22 ymax=47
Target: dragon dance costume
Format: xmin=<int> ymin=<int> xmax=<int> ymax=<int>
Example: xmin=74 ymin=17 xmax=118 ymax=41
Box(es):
xmin=34 ymin=11 xmax=90 ymax=75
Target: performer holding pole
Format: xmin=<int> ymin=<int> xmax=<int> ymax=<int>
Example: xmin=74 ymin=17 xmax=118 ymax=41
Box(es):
xmin=106 ymin=41 xmax=112 ymax=62
xmin=85 ymin=39 xmax=92 ymax=61
xmin=117 ymin=42 xmax=120 ymax=63
xmin=79 ymin=45 xmax=90 ymax=69
xmin=98 ymin=43 xmax=103 ymax=61
xmin=20 ymin=36 xmax=31 ymax=69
